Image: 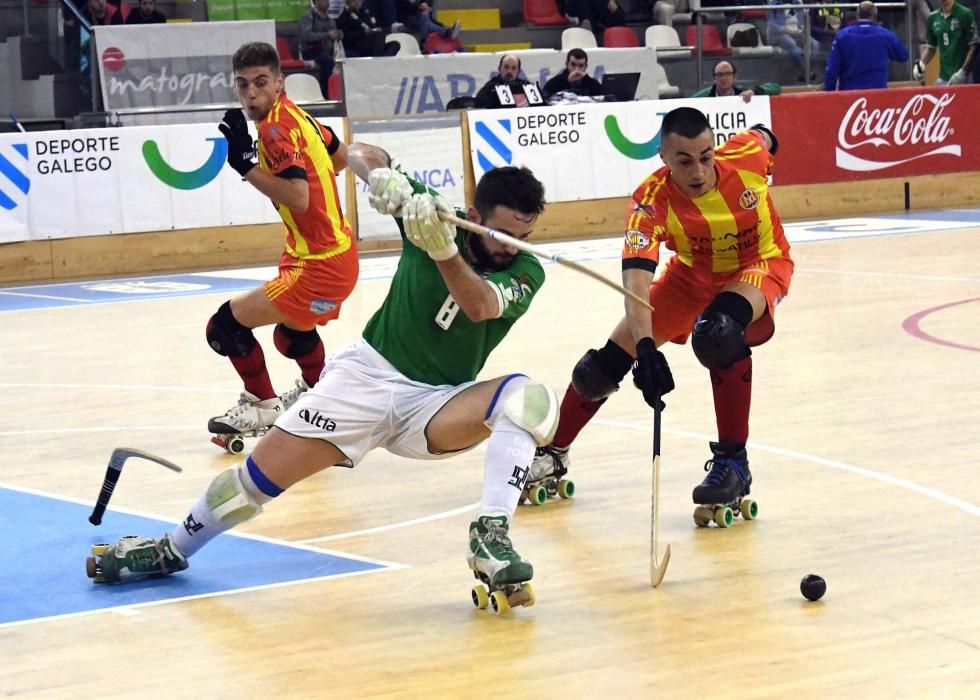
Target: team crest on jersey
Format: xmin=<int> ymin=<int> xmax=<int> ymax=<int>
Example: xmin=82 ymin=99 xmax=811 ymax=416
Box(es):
xmin=625 ymin=229 xmax=650 ymax=252
xmin=310 ymin=299 xmax=338 ymax=315
xmin=738 ymin=188 xmax=761 ymax=210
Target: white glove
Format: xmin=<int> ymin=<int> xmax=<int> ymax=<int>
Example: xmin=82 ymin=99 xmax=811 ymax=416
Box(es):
xmin=912 ymin=59 xmax=925 ymax=81
xmin=367 ymin=168 xmax=413 ymax=216
xmin=949 ymin=68 xmax=968 ymax=84
xmin=403 ymin=193 xmax=457 ymax=261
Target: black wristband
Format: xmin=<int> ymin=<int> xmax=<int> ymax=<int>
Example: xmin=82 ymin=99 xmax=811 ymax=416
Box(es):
xmin=636 ymin=337 xmax=656 ymax=356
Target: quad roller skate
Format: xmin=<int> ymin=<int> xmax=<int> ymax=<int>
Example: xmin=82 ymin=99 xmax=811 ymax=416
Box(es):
xmin=467 ymin=515 xmax=535 ymax=614
xmin=208 ymin=391 xmax=282 ymax=454
xmin=692 ymin=441 xmax=759 ymax=528
xmin=86 ymin=534 xmax=188 ymax=583
xmin=522 ymin=445 xmax=574 ymax=506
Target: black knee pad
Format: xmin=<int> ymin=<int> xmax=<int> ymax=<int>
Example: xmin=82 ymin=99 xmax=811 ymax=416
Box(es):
xmin=273 ymin=324 xmax=322 ymax=359
xmin=571 ymin=341 xmax=632 ymax=401
xmin=691 ymin=293 xmax=753 ymax=370
xmin=206 ymin=301 xmax=257 ymax=358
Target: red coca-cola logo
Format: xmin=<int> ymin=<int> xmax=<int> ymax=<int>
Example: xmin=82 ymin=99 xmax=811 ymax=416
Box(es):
xmin=835 ymin=94 xmax=961 ymax=171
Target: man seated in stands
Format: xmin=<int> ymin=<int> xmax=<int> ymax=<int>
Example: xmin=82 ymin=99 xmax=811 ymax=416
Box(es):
xmin=338 ymin=0 xmax=389 ymax=57
xmin=692 ymin=60 xmax=782 ymax=102
xmin=125 ymin=0 xmax=166 ymax=23
xmin=565 ymin=0 xmax=626 ymax=41
xmin=301 ymin=0 xmax=343 ymax=97
xmin=474 ymin=54 xmax=541 ymax=108
xmin=542 ymin=49 xmax=603 ymax=102
xmin=395 ymin=0 xmax=461 ymax=46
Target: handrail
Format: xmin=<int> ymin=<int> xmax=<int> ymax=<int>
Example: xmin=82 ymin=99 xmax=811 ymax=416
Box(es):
xmin=61 ymin=0 xmax=92 ymax=32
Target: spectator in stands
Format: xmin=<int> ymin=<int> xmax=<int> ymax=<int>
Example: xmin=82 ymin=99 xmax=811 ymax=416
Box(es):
xmin=823 ymin=2 xmax=908 ymax=91
xmin=542 ymin=48 xmax=602 ymax=102
xmin=914 ymin=0 xmax=939 ymax=44
xmin=395 ymin=0 xmax=461 ymax=45
xmin=474 ymin=54 xmax=538 ymax=108
xmin=811 ymin=0 xmax=843 ymax=49
xmin=64 ymin=0 xmax=124 ymax=76
xmin=126 ymin=0 xmax=166 ymax=23
xmin=767 ymin=0 xmax=821 ymax=81
xmin=692 ymin=60 xmax=782 ymax=102
xmin=300 ymin=0 xmax=342 ymax=98
xmin=915 ymin=0 xmax=977 ymax=84
xmin=565 ymin=0 xmax=625 ymax=41
xmin=338 ymin=0 xmax=389 ymax=57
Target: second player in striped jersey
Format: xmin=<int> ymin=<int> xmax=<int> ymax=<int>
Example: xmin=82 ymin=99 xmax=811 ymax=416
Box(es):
xmin=533 ymin=106 xmax=795 ymax=522
xmin=207 ymin=41 xmax=390 ymax=448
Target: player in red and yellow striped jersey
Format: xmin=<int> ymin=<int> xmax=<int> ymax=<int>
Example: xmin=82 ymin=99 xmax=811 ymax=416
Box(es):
xmin=207 ymin=41 xmax=391 ymax=447
xmin=533 ymin=107 xmax=794 ymax=521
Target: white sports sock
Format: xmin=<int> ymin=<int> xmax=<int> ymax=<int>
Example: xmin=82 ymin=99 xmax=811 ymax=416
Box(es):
xmin=480 ymin=414 xmax=536 ymax=519
xmin=170 ymin=462 xmax=273 ymax=558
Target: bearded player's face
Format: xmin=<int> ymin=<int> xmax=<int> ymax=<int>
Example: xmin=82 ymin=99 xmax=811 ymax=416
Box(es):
xmin=467 ymin=205 xmax=536 ymax=270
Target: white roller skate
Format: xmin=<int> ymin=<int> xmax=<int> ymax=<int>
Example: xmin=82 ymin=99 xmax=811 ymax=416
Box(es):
xmin=467 ymin=514 xmax=535 ymax=614
xmin=278 ymin=377 xmax=311 ymax=412
xmin=522 ymin=445 xmax=574 ymax=506
xmin=208 ymin=391 xmax=282 ymax=454
xmin=86 ymin=534 xmax=188 ymax=583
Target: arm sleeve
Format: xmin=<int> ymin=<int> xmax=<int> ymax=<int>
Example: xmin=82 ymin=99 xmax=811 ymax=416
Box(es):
xmin=925 ymin=18 xmax=937 ymax=48
xmin=483 ymin=254 xmax=546 ymax=321
xmin=621 ymin=188 xmax=665 ymax=273
xmin=473 ymin=81 xmax=499 ymax=108
xmin=890 ymin=32 xmax=910 ymax=62
xmin=824 ymin=38 xmax=840 ymax=90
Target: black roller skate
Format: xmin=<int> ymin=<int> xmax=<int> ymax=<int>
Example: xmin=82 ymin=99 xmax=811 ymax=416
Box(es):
xmin=692 ymin=441 xmax=758 ymax=528
xmin=522 ymin=445 xmax=574 ymax=506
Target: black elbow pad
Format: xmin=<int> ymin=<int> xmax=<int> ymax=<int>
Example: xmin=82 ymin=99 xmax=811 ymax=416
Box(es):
xmin=751 ymin=123 xmax=778 ymax=155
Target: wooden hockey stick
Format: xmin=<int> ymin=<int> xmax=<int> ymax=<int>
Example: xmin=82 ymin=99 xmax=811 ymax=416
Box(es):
xmin=437 ymin=211 xmax=655 ymax=313
xmin=88 ymin=448 xmax=182 ymax=525
xmin=650 ymin=403 xmax=671 ymax=587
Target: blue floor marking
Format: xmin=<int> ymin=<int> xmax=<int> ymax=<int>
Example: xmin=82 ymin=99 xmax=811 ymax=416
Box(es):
xmin=0 ymin=488 xmax=385 ymax=626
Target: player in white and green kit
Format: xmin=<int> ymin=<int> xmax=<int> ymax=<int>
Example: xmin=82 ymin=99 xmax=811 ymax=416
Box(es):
xmin=914 ymin=0 xmax=977 ymax=83
xmin=88 ymin=160 xmax=555 ymax=612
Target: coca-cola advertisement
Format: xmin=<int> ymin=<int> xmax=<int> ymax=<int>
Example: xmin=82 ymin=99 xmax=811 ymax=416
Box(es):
xmin=769 ymin=85 xmax=980 ymax=185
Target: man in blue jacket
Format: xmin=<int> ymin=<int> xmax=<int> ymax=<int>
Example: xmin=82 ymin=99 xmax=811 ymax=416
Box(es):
xmin=824 ymin=1 xmax=909 ymax=90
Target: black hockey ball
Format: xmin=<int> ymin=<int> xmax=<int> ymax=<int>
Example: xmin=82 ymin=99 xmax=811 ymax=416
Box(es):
xmin=800 ymin=574 xmax=827 ymax=601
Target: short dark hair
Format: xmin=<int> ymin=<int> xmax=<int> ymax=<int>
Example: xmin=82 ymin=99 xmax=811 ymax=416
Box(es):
xmin=474 ymin=166 xmax=546 ymax=220
xmin=661 ymin=107 xmax=712 ymax=140
xmin=232 ymin=41 xmax=280 ymax=74
xmin=566 ymin=48 xmax=588 ymax=63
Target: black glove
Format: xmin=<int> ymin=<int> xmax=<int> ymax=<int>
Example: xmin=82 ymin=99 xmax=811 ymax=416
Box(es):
xmin=218 ymin=108 xmax=257 ymax=178
xmin=632 ymin=337 xmax=675 ymax=411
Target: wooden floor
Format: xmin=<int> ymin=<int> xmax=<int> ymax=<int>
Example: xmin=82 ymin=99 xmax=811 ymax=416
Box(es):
xmin=1 ymin=218 xmax=979 ymax=698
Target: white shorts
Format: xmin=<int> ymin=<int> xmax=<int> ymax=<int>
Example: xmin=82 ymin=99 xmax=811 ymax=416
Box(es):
xmin=273 ymin=340 xmax=477 ymax=467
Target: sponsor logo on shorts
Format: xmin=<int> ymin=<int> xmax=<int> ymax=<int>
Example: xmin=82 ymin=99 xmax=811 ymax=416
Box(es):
xmin=738 ymin=188 xmax=761 ymax=210
xmin=625 ymin=229 xmax=650 ymax=252
xmin=310 ymin=299 xmax=338 ymax=315
xmin=299 ymin=408 xmax=336 ymax=431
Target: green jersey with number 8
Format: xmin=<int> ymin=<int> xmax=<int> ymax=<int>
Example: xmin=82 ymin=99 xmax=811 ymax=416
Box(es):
xmin=362 ymin=178 xmax=546 ymax=387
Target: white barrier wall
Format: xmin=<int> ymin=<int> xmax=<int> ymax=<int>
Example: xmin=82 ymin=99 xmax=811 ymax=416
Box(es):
xmin=342 ymin=48 xmax=663 ymax=118
xmin=0 ymin=117 xmax=344 ymax=243
xmin=468 ymin=96 xmax=772 ymax=202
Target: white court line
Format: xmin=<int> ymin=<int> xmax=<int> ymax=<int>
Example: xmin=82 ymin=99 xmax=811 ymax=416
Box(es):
xmin=297 ymin=501 xmax=480 ymax=544
xmin=0 ymin=290 xmax=95 ymax=302
xmin=0 ymin=382 xmax=239 ymax=394
xmin=594 ymin=419 xmax=980 ymax=519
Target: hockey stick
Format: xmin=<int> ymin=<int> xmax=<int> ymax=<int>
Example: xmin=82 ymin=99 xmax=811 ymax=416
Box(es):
xmin=88 ymin=448 xmax=183 ymax=525
xmin=437 ymin=211 xmax=655 ymax=313
xmin=650 ymin=402 xmax=671 ymax=587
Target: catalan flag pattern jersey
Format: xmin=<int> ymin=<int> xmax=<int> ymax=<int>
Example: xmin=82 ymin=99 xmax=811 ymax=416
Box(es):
xmin=622 ymin=130 xmax=792 ymax=276
xmin=257 ymin=91 xmax=354 ymax=261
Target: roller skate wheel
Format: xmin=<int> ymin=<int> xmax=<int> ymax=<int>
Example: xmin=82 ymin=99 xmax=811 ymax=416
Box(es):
xmin=471 ymin=584 xmax=489 ymax=610
xmin=741 ymin=498 xmax=758 ymax=520
xmin=228 ymin=437 xmax=246 ymax=454
xmin=91 ymin=543 xmax=110 ymax=555
xmin=528 ymin=485 xmax=548 ymax=506
xmin=86 ymin=556 xmax=98 ymax=579
xmin=714 ymin=506 xmax=734 ymax=528
xmin=693 ymin=507 xmax=712 ymax=528
xmin=489 ymin=590 xmax=510 ymax=614
xmin=557 ymin=479 xmax=575 ymax=499
xmin=518 ymin=582 xmax=535 ymax=608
